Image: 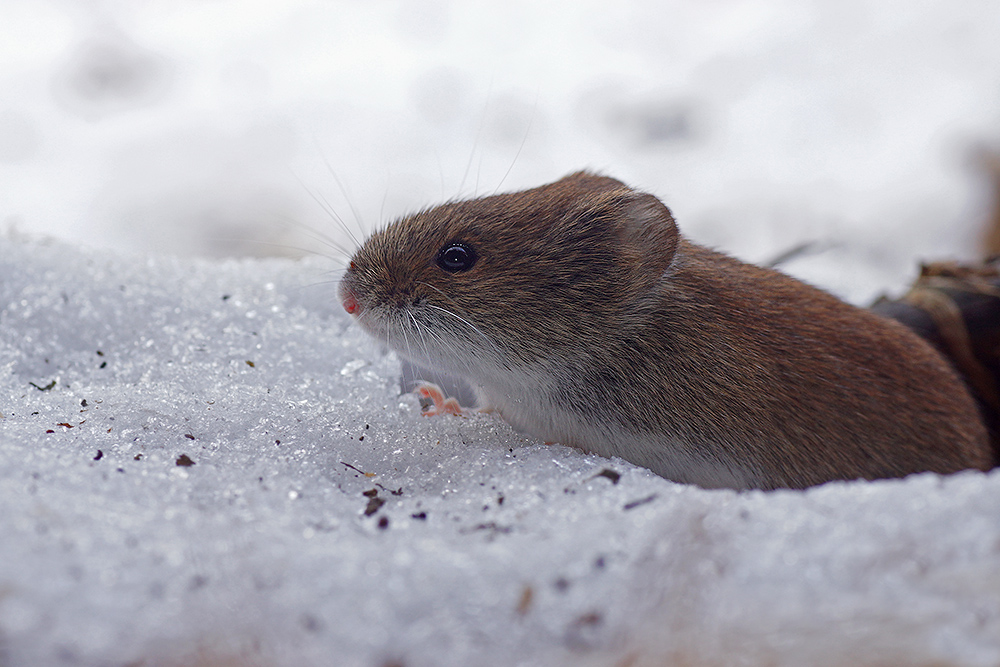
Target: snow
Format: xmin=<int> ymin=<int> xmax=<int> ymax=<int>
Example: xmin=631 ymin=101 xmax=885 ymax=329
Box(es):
xmin=2 ymin=0 xmax=1000 ymax=665
xmin=3 ymin=238 xmax=1000 ymax=667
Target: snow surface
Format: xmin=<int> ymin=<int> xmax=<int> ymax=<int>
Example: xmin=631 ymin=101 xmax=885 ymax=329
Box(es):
xmin=4 ymin=0 xmax=1000 ymax=665
xmin=2 ymin=238 xmax=1000 ymax=667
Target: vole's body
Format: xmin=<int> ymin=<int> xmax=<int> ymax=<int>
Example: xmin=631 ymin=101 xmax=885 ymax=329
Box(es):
xmin=340 ymin=172 xmax=992 ymax=490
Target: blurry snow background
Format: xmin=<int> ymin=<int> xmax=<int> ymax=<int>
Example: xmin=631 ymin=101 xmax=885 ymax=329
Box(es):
xmin=4 ymin=0 xmax=1000 ymax=299
xmin=2 ymin=0 xmax=1000 ymax=665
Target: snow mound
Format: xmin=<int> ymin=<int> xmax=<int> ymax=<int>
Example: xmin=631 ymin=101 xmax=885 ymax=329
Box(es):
xmin=1 ymin=237 xmax=998 ymax=666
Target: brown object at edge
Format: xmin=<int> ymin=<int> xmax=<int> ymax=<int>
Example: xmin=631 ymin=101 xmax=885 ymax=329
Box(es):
xmin=871 ymin=260 xmax=1000 ymax=467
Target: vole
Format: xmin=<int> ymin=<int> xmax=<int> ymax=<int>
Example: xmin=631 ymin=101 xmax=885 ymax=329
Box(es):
xmin=339 ymin=172 xmax=993 ymax=490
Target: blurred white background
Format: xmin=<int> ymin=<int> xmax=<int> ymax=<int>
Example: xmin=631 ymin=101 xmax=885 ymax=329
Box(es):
xmin=2 ymin=0 xmax=1000 ymax=301
xmin=4 ymin=5 xmax=1000 ymax=664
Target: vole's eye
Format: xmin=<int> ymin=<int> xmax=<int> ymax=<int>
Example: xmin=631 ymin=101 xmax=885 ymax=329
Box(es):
xmin=436 ymin=242 xmax=477 ymax=273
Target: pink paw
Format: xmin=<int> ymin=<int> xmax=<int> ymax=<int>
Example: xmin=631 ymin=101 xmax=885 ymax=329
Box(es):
xmin=415 ymin=382 xmax=465 ymax=416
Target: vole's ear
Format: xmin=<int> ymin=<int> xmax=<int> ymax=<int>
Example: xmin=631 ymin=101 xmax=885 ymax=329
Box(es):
xmin=597 ymin=189 xmax=679 ymax=281
xmin=562 ymin=186 xmax=680 ymax=284
xmin=620 ymin=191 xmax=679 ymax=266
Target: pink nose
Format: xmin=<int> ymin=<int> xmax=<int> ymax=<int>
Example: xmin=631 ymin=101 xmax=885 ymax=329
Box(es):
xmin=342 ymin=291 xmax=360 ymax=315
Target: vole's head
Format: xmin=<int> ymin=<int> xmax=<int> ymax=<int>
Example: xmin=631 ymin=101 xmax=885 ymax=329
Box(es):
xmin=339 ymin=171 xmax=679 ymax=379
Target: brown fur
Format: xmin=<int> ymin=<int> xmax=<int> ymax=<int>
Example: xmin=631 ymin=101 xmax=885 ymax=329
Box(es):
xmin=341 ymin=172 xmax=992 ymax=490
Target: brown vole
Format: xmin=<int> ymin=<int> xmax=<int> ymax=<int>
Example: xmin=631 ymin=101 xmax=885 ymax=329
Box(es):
xmin=339 ymin=172 xmax=993 ymax=490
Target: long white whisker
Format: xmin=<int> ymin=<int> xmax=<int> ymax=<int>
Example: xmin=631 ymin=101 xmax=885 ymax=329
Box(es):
xmin=379 ymin=176 xmax=391 ymax=230
xmin=274 ymin=202 xmax=350 ymax=249
xmin=288 ymin=170 xmax=361 ymax=252
xmin=319 ymin=156 xmax=367 ymax=239
xmin=422 ymin=302 xmax=503 ymax=359
xmin=459 ymin=78 xmax=494 ymax=199
xmin=417 ymin=281 xmax=468 ymax=312
xmin=406 ymin=311 xmax=433 ymax=358
xmin=436 ymin=154 xmax=446 ymax=202
xmin=475 ymin=150 xmax=483 ymax=197
xmin=412 ymin=310 xmax=465 ymax=364
xmin=305 ymin=130 xmax=367 ymax=242
xmin=201 ymin=233 xmax=343 ymax=261
xmin=405 ymin=309 xmax=426 ymax=363
xmin=415 ymin=284 xmax=501 ymax=355
xmin=400 ymin=305 xmax=450 ymax=368
xmin=316 ymin=191 xmax=357 ymax=243
xmin=493 ymin=91 xmax=537 ymax=195
xmin=386 ymin=311 xmax=396 ymax=358
xmin=400 ymin=313 xmax=416 ymax=373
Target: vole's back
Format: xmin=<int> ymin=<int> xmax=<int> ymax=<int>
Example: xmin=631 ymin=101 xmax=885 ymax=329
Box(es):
xmin=630 ymin=240 xmax=992 ymax=489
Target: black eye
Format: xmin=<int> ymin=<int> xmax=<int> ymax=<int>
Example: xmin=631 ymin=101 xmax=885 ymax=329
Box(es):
xmin=436 ymin=242 xmax=477 ymax=273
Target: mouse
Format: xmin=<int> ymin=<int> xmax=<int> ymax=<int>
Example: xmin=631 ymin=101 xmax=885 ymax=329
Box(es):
xmin=338 ymin=171 xmax=993 ymax=490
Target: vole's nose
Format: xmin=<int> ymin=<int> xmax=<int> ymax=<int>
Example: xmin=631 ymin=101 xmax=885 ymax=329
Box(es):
xmin=340 ymin=284 xmax=362 ymax=316
xmin=342 ymin=290 xmax=361 ymax=316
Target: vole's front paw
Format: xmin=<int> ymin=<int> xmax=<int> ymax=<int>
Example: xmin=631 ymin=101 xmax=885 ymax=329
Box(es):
xmin=415 ymin=382 xmax=465 ymax=416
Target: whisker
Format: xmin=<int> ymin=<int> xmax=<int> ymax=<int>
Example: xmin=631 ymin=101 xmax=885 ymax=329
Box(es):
xmin=494 ymin=91 xmax=538 ymax=195
xmin=422 ymin=301 xmax=503 ymax=359
xmin=429 ymin=322 xmax=472 ymax=367
xmin=303 ymin=130 xmax=367 ymax=243
xmin=417 ymin=281 xmax=465 ymax=311
xmin=436 ymin=154 xmax=446 ymax=202
xmin=379 ymin=177 xmax=391 ymax=230
xmin=402 ymin=304 xmax=458 ymax=369
xmin=399 ymin=313 xmax=414 ymax=370
xmin=459 ymin=77 xmax=494 ymax=199
xmin=386 ymin=311 xmax=396 ymax=359
xmin=412 ymin=310 xmax=461 ymax=361
xmin=199 ymin=234 xmax=336 ymax=260
xmin=400 ymin=314 xmax=424 ymax=371
xmin=406 ymin=309 xmax=430 ymax=360
xmin=475 ymin=150 xmax=484 ymax=198
xmin=415 ymin=283 xmax=502 ymax=356
xmin=288 ymin=173 xmax=362 ymax=255
xmin=292 ymin=278 xmax=344 ymax=293
xmin=318 ymin=154 xmax=367 ymax=240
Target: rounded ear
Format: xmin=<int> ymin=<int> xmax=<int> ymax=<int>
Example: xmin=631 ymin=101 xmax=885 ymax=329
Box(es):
xmin=565 ymin=187 xmax=679 ymax=291
xmin=615 ymin=191 xmax=679 ymax=278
